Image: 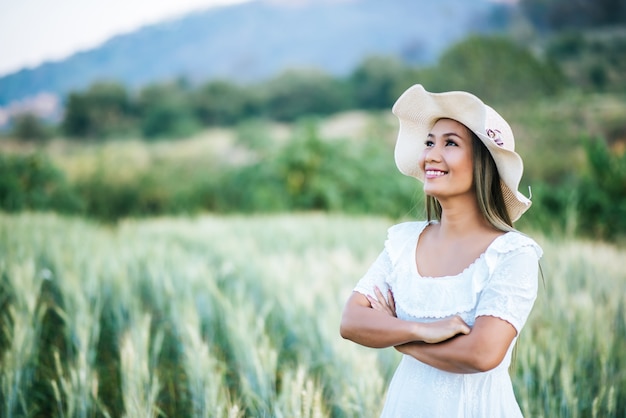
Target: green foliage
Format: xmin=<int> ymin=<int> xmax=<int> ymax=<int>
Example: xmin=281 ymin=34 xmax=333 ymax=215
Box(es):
xmin=233 ymin=118 xmax=274 ymax=153
xmin=545 ymin=31 xmax=586 ymax=58
xmin=6 ymin=89 xmax=626 ymax=241
xmin=349 ymin=56 xmax=417 ymax=110
xmin=218 ymin=121 xmax=418 ymax=217
xmin=74 ymin=167 xmax=212 ymax=222
xmin=546 ymin=30 xmax=626 ymax=92
xmin=192 ymin=79 xmax=256 ymax=125
xmin=522 ymin=137 xmax=626 ymax=241
xmin=10 ymin=113 xmax=52 ymax=142
xmin=0 ymin=153 xmax=82 ymax=213
xmin=520 ymin=0 xmax=626 ymax=31
xmin=576 ymin=138 xmax=626 ymax=240
xmin=261 ymin=70 xmax=352 ymax=121
xmin=518 ymin=180 xmax=579 ymax=237
xmin=422 ymin=36 xmax=566 ymax=104
xmin=62 ymin=81 xmax=136 ymax=139
xmin=138 ymin=81 xmax=202 ymax=139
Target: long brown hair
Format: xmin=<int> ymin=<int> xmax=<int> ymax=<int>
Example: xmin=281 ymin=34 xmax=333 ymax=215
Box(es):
xmin=425 ymin=129 xmax=514 ymax=232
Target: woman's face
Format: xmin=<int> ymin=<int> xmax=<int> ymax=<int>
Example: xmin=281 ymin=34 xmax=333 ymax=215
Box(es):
xmin=419 ymin=118 xmax=474 ymax=200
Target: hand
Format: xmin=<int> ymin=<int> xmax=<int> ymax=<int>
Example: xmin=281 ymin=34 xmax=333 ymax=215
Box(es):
xmin=404 ymin=315 xmax=471 ymax=345
xmin=367 ymin=286 xmax=397 ymax=317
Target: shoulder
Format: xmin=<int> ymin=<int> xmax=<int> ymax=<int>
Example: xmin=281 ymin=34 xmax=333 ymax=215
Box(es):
xmin=387 ymin=221 xmax=429 ymax=243
xmin=497 ymin=231 xmax=543 ymax=258
xmin=384 ymin=221 xmax=429 ymax=265
xmin=485 ymin=231 xmax=543 ymax=271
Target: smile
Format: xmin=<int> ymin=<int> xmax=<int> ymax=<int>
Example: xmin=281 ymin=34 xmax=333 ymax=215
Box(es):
xmin=425 ymin=170 xmax=447 ymax=177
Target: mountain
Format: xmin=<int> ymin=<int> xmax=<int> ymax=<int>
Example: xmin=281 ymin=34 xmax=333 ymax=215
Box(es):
xmin=0 ymin=0 xmax=506 ymax=109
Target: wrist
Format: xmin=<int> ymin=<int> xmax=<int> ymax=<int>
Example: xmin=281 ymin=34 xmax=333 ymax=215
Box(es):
xmin=410 ymin=321 xmax=425 ymax=343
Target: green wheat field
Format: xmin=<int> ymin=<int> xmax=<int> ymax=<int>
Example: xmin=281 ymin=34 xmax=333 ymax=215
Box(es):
xmin=1 ymin=212 xmax=624 ymax=417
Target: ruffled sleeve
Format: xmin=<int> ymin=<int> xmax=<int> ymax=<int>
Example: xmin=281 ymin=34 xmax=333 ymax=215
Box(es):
xmin=352 ymin=248 xmax=392 ymax=298
xmin=385 ymin=222 xmax=427 ymax=267
xmin=353 ymin=222 xmax=427 ymax=298
xmin=475 ymin=233 xmax=543 ymax=333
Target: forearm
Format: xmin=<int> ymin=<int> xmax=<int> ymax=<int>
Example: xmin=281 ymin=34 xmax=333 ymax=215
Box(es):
xmin=341 ymin=291 xmax=471 ymax=348
xmin=340 ymin=302 xmax=420 ymax=348
xmin=397 ymin=336 xmax=487 ymax=373
xmin=396 ymin=316 xmax=517 ymax=373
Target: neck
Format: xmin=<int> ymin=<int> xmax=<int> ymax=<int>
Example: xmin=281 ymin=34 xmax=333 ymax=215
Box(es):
xmin=436 ymin=195 xmax=493 ymax=238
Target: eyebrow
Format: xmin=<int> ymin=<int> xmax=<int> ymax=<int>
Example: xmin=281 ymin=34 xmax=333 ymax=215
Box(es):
xmin=427 ymin=132 xmax=464 ymax=138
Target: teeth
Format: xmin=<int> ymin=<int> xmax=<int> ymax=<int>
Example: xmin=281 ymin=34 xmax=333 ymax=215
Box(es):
xmin=426 ymin=170 xmax=446 ymax=176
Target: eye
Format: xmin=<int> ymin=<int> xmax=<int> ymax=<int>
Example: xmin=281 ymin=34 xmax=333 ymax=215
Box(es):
xmin=445 ymin=139 xmax=458 ymax=147
xmin=425 ymin=140 xmax=434 ymax=147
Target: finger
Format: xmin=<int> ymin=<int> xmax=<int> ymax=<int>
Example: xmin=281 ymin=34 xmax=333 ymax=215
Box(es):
xmin=368 ymin=288 xmax=397 ymax=317
xmin=387 ymin=289 xmax=396 ymax=313
xmin=374 ymin=286 xmax=390 ymax=306
xmin=373 ymin=286 xmax=385 ymax=303
xmin=373 ymin=286 xmax=392 ymax=313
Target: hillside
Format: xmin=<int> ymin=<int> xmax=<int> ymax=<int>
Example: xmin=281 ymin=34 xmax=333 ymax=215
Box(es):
xmin=0 ymin=0 xmax=503 ymax=107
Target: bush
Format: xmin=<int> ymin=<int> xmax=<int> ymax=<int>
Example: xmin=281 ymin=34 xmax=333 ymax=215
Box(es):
xmin=576 ymin=138 xmax=626 ymax=240
xmin=10 ymin=113 xmax=53 ymax=142
xmin=0 ymin=153 xmax=82 ymax=213
xmin=216 ymin=120 xmax=419 ymax=217
xmin=523 ymin=137 xmax=626 ymax=241
xmin=74 ymin=168 xmax=214 ymax=222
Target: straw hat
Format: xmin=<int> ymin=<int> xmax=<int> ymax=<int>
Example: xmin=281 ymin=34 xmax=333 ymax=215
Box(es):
xmin=392 ymin=84 xmax=531 ymax=222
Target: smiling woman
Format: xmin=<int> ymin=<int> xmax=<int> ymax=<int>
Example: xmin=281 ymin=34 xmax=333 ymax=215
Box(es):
xmin=340 ymin=84 xmax=542 ymax=417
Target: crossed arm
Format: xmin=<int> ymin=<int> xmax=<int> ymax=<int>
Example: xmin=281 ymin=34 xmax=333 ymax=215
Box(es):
xmin=339 ymin=288 xmax=517 ymax=374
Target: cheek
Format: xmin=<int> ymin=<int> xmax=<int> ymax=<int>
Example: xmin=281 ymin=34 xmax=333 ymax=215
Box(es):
xmin=460 ymin=163 xmax=474 ymax=183
xmin=456 ymin=151 xmax=474 ymax=175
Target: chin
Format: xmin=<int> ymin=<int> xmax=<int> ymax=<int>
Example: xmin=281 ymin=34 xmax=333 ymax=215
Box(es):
xmin=423 ymin=186 xmax=442 ymax=197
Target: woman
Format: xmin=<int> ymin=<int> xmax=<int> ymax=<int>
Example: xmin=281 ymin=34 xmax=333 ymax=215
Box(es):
xmin=340 ymin=84 xmax=542 ymax=417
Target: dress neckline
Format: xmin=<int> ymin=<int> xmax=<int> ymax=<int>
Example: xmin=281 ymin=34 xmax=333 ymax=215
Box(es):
xmin=412 ymin=221 xmax=511 ymax=279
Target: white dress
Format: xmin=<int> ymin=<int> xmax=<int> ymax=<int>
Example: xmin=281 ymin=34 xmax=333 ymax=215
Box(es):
xmin=353 ymin=221 xmax=543 ymax=418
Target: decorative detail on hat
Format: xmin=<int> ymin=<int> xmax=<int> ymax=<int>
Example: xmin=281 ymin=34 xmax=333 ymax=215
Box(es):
xmin=486 ymin=128 xmax=504 ymax=147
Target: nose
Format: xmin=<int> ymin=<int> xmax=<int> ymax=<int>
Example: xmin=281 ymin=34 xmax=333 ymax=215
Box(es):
xmin=423 ymin=144 xmax=442 ymax=163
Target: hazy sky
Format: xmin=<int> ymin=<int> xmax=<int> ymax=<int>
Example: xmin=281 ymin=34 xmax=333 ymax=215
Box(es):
xmin=0 ymin=0 xmax=252 ymax=77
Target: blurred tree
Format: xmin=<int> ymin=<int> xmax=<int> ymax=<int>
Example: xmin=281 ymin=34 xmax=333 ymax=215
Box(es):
xmin=349 ymin=56 xmax=415 ymax=110
xmin=423 ymin=36 xmax=566 ymax=103
xmin=262 ymin=69 xmax=351 ymax=121
xmin=192 ymin=79 xmax=256 ymax=126
xmin=546 ymin=31 xmax=626 ymax=92
xmin=138 ymin=81 xmax=201 ymax=139
xmin=520 ymin=0 xmax=626 ymax=31
xmin=11 ymin=113 xmax=52 ymax=142
xmin=545 ymin=31 xmax=586 ymax=59
xmin=62 ymin=81 xmax=136 ymax=139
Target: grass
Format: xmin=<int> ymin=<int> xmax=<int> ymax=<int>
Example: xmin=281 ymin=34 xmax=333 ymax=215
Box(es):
xmin=0 ymin=212 xmax=624 ymax=417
